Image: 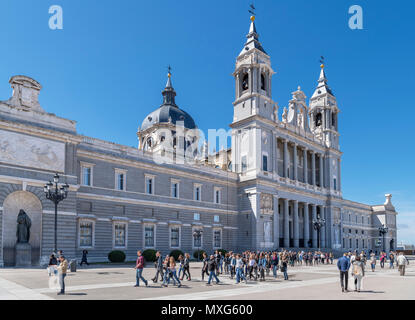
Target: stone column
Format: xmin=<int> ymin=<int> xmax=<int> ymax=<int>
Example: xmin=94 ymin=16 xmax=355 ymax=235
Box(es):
xmin=312 ymin=204 xmax=317 ymax=248
xmin=311 ymin=151 xmax=316 ymax=186
xmin=319 ymin=154 xmax=324 ymax=187
xmin=303 ymin=203 xmax=310 ymax=248
xmin=303 ymin=148 xmax=308 ymax=184
xmin=273 ymin=195 xmax=279 ymax=248
xmin=338 ymin=159 xmax=341 ymax=192
xmin=284 ymin=198 xmax=289 ymax=248
xmin=275 ymin=137 xmax=279 ymax=175
xmin=236 ymin=74 xmax=240 ymax=98
xmin=293 ymin=144 xmax=298 ymax=181
xmin=293 ymin=200 xmax=299 ymax=248
xmin=283 ymin=140 xmax=288 ymax=178
xmin=321 ymin=206 xmax=326 ymax=248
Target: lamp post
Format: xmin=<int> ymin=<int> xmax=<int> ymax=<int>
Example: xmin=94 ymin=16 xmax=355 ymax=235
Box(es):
xmin=378 ymin=224 xmax=389 ymax=253
xmin=44 ymin=173 xmax=69 ymax=254
xmin=313 ymin=213 xmax=326 ymax=251
xmin=193 ymin=229 xmax=203 ymax=261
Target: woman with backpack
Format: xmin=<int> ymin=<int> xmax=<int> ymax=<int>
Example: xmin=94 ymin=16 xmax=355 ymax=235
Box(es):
xmin=352 ymin=256 xmax=365 ymax=292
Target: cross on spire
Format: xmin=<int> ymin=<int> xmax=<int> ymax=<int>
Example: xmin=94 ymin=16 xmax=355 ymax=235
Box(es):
xmin=249 ymin=3 xmax=256 ymax=17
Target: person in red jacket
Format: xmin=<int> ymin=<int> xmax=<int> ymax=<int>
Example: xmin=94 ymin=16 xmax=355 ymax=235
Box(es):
xmin=134 ymin=250 xmax=148 ymax=287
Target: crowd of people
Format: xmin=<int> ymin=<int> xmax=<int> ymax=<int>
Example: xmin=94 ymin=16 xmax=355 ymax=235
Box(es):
xmin=135 ymin=249 xmax=337 ymax=288
xmin=46 ymin=248 xmax=411 ymax=295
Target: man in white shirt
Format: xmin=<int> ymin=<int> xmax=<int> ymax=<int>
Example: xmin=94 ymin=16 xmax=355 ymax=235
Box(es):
xmin=397 ymin=252 xmax=409 ymax=276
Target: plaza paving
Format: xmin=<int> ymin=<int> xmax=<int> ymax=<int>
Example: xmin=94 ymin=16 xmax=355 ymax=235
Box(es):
xmin=0 ymin=261 xmax=414 ymax=300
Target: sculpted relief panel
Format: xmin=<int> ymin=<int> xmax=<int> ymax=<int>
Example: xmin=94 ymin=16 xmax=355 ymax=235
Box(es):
xmin=260 ymin=193 xmax=273 ymax=215
xmin=0 ymin=129 xmax=65 ymax=172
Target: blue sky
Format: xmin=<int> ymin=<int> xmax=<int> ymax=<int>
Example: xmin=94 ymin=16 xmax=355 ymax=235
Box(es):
xmin=0 ymin=0 xmax=414 ymax=243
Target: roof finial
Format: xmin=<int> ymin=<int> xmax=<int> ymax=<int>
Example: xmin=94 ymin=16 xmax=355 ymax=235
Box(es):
xmin=167 ymin=65 xmax=172 ymax=78
xmin=319 ymin=56 xmax=325 ymax=69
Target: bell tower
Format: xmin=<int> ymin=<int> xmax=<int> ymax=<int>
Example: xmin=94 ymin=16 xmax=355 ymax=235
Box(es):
xmin=232 ymin=15 xmax=276 ymax=124
xmin=309 ymin=63 xmax=342 ymax=193
xmin=309 ymin=64 xmax=340 ymax=150
xmin=231 ymin=13 xmax=277 ymax=175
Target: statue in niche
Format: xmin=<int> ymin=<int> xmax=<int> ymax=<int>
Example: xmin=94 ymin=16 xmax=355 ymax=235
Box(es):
xmin=16 ymin=209 xmax=32 ymax=243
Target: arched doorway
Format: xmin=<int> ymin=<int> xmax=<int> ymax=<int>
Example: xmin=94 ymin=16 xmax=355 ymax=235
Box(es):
xmin=2 ymin=191 xmax=42 ymax=266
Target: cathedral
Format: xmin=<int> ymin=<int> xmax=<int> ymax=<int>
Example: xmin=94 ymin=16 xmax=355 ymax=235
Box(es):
xmin=0 ymin=15 xmax=397 ymax=266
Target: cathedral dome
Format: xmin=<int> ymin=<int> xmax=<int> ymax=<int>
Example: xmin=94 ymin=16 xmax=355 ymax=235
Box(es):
xmin=140 ymin=71 xmax=196 ymax=131
xmin=141 ymin=104 xmax=196 ymax=131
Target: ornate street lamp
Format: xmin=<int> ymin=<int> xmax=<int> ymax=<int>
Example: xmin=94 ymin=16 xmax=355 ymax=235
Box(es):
xmin=44 ymin=173 xmax=69 ymax=253
xmin=378 ymin=224 xmax=389 ymax=253
xmin=193 ymin=229 xmax=203 ymax=261
xmin=313 ymin=213 xmax=326 ymax=251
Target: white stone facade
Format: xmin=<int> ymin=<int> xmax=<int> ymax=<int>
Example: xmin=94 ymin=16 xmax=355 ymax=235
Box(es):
xmin=0 ymin=18 xmax=397 ymax=266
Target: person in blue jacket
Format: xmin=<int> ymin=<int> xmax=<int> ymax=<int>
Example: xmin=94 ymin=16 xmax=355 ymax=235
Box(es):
xmin=337 ymin=253 xmax=351 ymax=292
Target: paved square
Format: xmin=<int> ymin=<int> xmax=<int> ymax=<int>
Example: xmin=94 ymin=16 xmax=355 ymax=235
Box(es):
xmin=0 ymin=260 xmax=414 ymax=300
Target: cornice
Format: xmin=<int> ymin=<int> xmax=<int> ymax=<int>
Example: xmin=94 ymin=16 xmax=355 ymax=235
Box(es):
xmin=0 ymin=119 xmax=81 ymax=144
xmin=76 ymin=149 xmax=238 ymax=187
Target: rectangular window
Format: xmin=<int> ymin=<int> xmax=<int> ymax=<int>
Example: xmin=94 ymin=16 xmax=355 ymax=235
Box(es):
xmin=214 ymin=188 xmax=221 ymax=204
xmin=214 ymin=215 xmax=220 ymax=223
xmin=146 ymin=177 xmax=154 ymax=195
xmin=116 ymin=172 xmax=125 ymax=191
xmin=214 ymin=230 xmax=221 ymax=248
xmin=194 ymin=213 xmax=200 ymax=221
xmin=145 ymin=225 xmax=155 ymax=247
xmin=79 ymin=221 xmax=93 ymax=247
xmin=334 ymin=178 xmax=337 ymax=191
xmin=170 ymin=227 xmax=180 ymax=248
xmin=114 ymin=223 xmax=126 ymax=248
xmin=194 ymin=185 xmax=201 ymax=201
xmin=82 ymin=167 xmax=91 ymax=186
xmin=262 ymin=154 xmax=268 ymax=172
xmin=356 ymin=239 xmax=359 ymax=248
xmin=171 ymin=182 xmax=179 ymax=198
xmin=349 ymin=238 xmax=352 ymax=248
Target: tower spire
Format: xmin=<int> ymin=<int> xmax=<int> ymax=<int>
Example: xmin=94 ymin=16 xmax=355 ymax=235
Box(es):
xmin=239 ymin=5 xmax=266 ymax=56
xmin=162 ymin=66 xmax=177 ymax=106
xmin=312 ymin=60 xmax=334 ymax=98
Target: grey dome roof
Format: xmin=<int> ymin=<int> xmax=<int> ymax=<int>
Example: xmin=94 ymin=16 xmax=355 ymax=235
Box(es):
xmin=141 ymin=104 xmax=196 ymax=131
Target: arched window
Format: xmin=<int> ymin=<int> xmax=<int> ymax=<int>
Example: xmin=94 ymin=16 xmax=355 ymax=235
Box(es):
xmin=332 ymin=113 xmax=336 ymax=127
xmin=315 ymin=112 xmax=322 ymax=127
xmin=242 ymin=73 xmax=249 ymax=91
xmin=261 ymin=73 xmax=266 ymax=90
xmin=147 ymin=137 xmax=152 ymax=148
